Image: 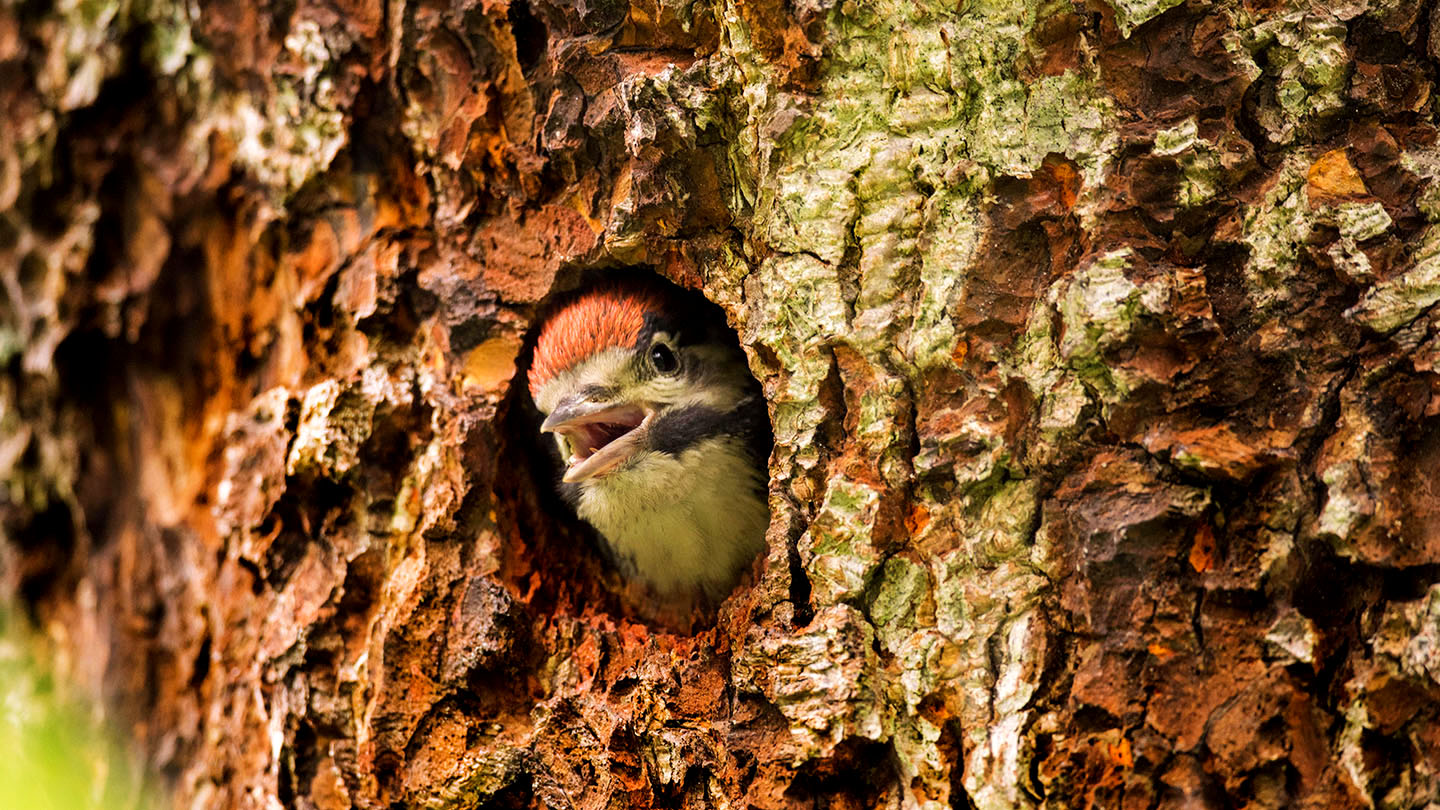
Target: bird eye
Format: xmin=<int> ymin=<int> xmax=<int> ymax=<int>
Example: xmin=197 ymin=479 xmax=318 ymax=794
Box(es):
xmin=649 ymin=342 xmax=679 ymax=374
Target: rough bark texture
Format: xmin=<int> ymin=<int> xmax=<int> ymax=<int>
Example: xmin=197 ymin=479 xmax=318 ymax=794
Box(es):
xmin=4 ymin=0 xmax=1440 ymax=807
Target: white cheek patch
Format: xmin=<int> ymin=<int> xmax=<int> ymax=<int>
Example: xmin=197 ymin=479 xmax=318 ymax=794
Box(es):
xmin=634 ymin=374 xmax=692 ymax=407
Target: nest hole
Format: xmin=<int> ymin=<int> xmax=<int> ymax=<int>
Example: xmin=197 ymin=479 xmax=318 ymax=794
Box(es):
xmin=487 ymin=269 xmax=773 ymax=632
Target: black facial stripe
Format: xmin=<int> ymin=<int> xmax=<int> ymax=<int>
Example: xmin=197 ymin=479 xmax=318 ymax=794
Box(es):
xmin=648 ymin=399 xmax=769 ymax=461
xmin=647 ymin=405 xmax=724 ymax=457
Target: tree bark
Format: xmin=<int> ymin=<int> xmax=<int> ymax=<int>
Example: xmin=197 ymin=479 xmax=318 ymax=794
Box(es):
xmin=4 ymin=0 xmax=1440 ymax=807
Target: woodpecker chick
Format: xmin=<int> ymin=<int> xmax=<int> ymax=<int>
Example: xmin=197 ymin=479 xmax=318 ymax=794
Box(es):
xmin=528 ymin=281 xmax=770 ymax=600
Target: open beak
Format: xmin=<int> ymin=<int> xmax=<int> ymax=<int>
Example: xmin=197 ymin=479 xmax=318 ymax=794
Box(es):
xmin=541 ymin=395 xmax=653 ymax=483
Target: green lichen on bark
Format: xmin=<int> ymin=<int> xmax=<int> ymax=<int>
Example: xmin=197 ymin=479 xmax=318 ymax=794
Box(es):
xmin=1153 ymin=118 xmax=1225 ymax=209
xmin=1053 ymin=249 xmax=1168 ymax=405
xmin=233 ymin=20 xmax=348 ymax=196
xmin=714 ymin=0 xmax=1440 ymax=804
xmin=1348 ymin=226 xmax=1440 ymax=334
xmin=1230 ymin=9 xmax=1350 ymax=145
xmin=1105 ymin=0 xmax=1186 ymax=36
xmin=716 ymin=0 xmax=1119 ymax=803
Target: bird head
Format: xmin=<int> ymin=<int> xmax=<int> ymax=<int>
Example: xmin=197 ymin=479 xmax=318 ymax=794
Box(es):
xmin=527 ymin=281 xmax=762 ymax=486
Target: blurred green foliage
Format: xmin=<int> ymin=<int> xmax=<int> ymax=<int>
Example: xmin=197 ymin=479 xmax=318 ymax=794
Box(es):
xmin=0 ymin=610 xmax=154 ymax=810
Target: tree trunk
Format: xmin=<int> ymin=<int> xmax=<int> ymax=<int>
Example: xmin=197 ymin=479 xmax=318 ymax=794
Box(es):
xmin=4 ymin=0 xmax=1440 ymax=807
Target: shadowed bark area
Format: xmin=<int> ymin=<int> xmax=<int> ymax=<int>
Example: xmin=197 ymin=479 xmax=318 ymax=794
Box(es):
xmin=3 ymin=0 xmax=1440 ymax=808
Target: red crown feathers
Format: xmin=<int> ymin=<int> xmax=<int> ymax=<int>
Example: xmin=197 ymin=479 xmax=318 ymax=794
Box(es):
xmin=528 ymin=286 xmax=665 ymax=398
